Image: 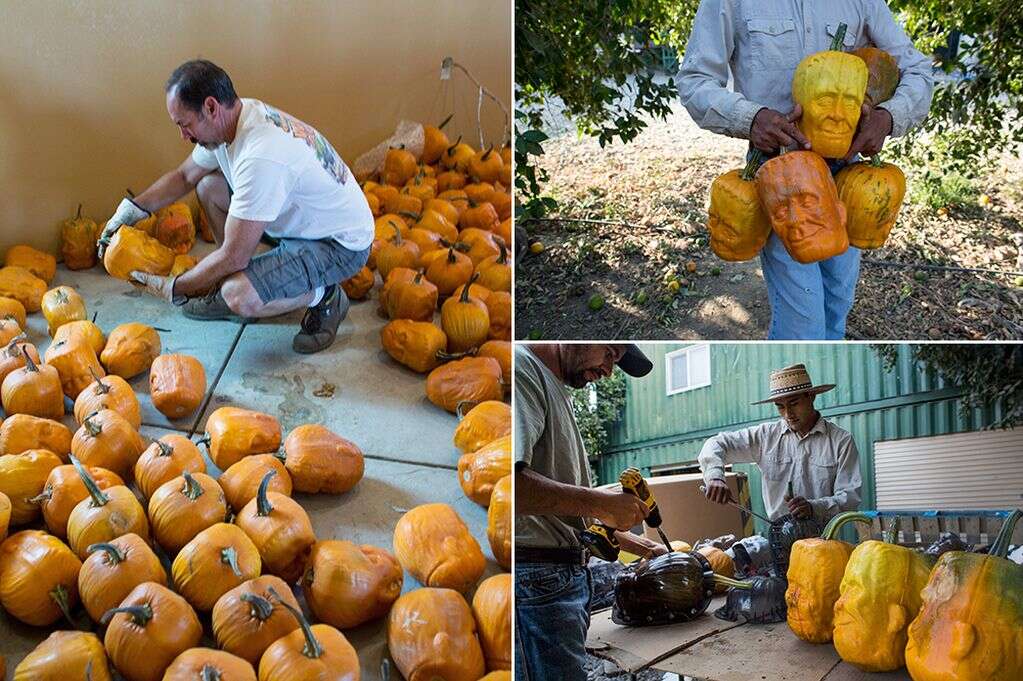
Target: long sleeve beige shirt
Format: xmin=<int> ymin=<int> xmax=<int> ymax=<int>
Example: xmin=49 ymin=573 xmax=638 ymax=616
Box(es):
xmin=678 ymin=0 xmax=934 ymax=140
xmin=698 ymin=416 xmax=862 ymax=522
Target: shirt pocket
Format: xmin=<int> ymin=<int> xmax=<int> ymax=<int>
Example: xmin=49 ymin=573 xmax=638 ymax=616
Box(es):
xmin=825 ymin=22 xmax=860 ymax=51
xmin=810 ymin=450 xmax=839 ymax=478
xmin=760 ymin=452 xmax=794 ymax=482
xmin=746 ymin=17 xmax=801 ymax=71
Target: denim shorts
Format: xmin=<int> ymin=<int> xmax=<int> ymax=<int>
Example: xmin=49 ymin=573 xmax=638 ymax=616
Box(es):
xmin=243 ymin=237 xmax=369 ymax=303
xmin=515 ymin=562 xmax=592 ymax=681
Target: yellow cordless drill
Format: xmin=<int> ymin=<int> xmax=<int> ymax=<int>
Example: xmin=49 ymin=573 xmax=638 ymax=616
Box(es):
xmin=580 ymin=467 xmax=673 ymax=560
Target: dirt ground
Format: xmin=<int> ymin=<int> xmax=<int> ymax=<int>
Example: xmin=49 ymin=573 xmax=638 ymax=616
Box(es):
xmin=515 ymin=106 xmax=1023 ymax=340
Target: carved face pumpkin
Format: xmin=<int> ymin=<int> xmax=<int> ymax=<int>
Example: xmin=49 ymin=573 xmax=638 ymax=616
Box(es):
xmin=708 ymin=154 xmax=771 ymax=261
xmin=792 ymin=50 xmax=868 ymax=159
xmin=756 ymin=151 xmax=848 ymax=264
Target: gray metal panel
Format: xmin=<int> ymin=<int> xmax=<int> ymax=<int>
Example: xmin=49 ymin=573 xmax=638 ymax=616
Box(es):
xmin=874 ymin=429 xmax=1023 ymax=510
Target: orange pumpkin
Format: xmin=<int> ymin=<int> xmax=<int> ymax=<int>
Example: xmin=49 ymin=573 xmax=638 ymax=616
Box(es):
xmin=12 ymin=630 xmax=112 ymax=680
xmin=441 ymin=276 xmax=490 ymax=352
xmin=256 ymin=592 xmax=360 ymax=681
xmin=149 ymin=353 xmax=207 ymax=419
xmin=383 ymin=146 xmax=418 ymax=187
xmin=60 ymin=204 xmax=100 ymax=271
xmin=235 ymin=470 xmax=316 ymax=582
xmin=469 ymin=146 xmax=504 ymax=184
xmin=479 ymin=340 xmax=511 ymax=387
xmin=377 ymin=223 xmax=421 ymax=279
xmin=460 ymin=229 xmax=502 ymax=266
xmin=379 ymin=267 xmax=418 ymax=316
xmin=148 ymin=470 xmax=229 ymax=555
xmin=303 ymin=540 xmax=403 ymax=629
xmin=426 ymin=356 xmax=504 ymax=413
xmin=102 ymin=581 xmax=203 ymax=681
xmin=218 ymin=453 xmax=293 ymax=514
xmin=423 ymin=115 xmax=453 ymax=164
xmin=212 ymin=575 xmax=301 ymax=666
xmin=5 ymin=244 xmax=56 ymax=282
xmin=460 ymin=202 xmax=500 ymax=232
xmin=170 ymin=253 xmax=198 ymax=276
xmin=473 ymin=573 xmax=512 ymax=671
xmin=44 ymin=337 xmax=106 ymax=400
xmin=426 ymin=246 xmax=474 ymax=297
xmin=102 ymin=226 xmax=176 ymax=280
xmin=172 ymin=522 xmax=262 ymax=612
xmin=442 ymin=137 xmax=476 ymax=173
xmin=0 ymin=336 xmax=38 ymax=386
xmin=0 ymin=316 xmax=21 ymax=347
xmin=0 ymin=449 xmax=63 ymax=525
xmin=78 ymin=532 xmax=166 ymax=623
xmin=423 ymin=200 xmax=460 ymax=229
xmin=457 ymin=435 xmax=512 ymax=507
xmin=0 ymin=296 xmax=27 ymax=328
xmin=387 ymin=271 xmax=438 ymax=321
xmin=372 ymin=185 xmax=402 ymax=215
xmin=71 ymin=409 xmax=145 ymax=481
xmin=388 ymin=587 xmax=486 ymax=681
xmin=134 ymin=434 xmax=206 ymax=501
xmin=453 ymin=401 xmax=511 ymax=454
xmin=340 ymin=266 xmax=375 ymax=301
xmin=708 ymin=151 xmax=772 ymax=262
xmin=488 ymin=475 xmax=512 ymax=570
xmin=163 ymin=649 xmax=256 ymax=681
xmin=152 ymin=213 xmax=196 ymax=255
xmin=393 ymin=503 xmax=486 ymax=592
xmin=486 ymin=291 xmax=512 ymax=341
xmin=853 ymin=47 xmax=900 ymax=107
xmin=491 ymin=192 xmax=512 ymax=222
xmin=0 ymin=413 xmax=72 ymax=458
xmin=416 ymin=208 xmax=460 ymax=242
xmin=0 ymin=266 xmax=47 ymax=312
xmin=66 ymin=456 xmax=149 ymax=560
xmin=451 ymin=282 xmax=492 ymax=305
xmin=1 ymin=346 xmax=64 ymax=419
xmin=100 ymin=322 xmax=161 ymax=378
xmin=756 ymin=151 xmax=848 ymax=264
xmin=199 ymin=407 xmax=282 ymax=470
xmin=41 ymin=286 xmax=87 ymax=337
xmin=32 ymin=463 xmax=124 ymax=539
xmin=407 ymin=227 xmax=445 ymax=265
xmin=0 ymin=529 xmax=81 ymax=626
xmin=381 ymin=320 xmax=450 ymax=373
xmin=0 ymin=491 xmax=10 ymax=543
xmin=283 ymin=424 xmax=364 ymax=494
xmin=74 ymin=368 xmax=141 ymax=429
xmin=374 ymin=213 xmax=410 ymax=241
xmin=464 ymin=182 xmax=497 ymax=205
xmin=475 ymin=241 xmax=511 ymax=292
xmin=54 ymin=318 xmax=106 ymax=355
xmin=698 ymin=545 xmax=736 ymax=593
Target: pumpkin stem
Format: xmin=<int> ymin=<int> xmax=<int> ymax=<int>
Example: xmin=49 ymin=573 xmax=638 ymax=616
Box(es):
xmin=50 ymin=583 xmax=78 ymax=627
xmin=820 ymin=511 xmax=874 ymax=541
xmin=455 ymin=400 xmax=480 ymax=420
xmin=92 ymin=311 xmax=98 ymax=323
xmin=70 ymin=455 xmax=110 ymax=508
xmin=200 ymin=666 xmax=223 ymax=681
xmin=459 ymin=273 xmax=480 ymax=303
xmin=221 ymin=546 xmax=244 ymax=577
xmin=21 ymin=345 xmax=39 ymax=373
xmin=446 ymin=247 xmax=457 ymax=264
xmin=436 ymin=349 xmax=476 ymax=362
xmin=267 ymin=588 xmax=324 ymax=659
xmin=89 ymin=365 xmax=111 ymax=394
xmin=28 ymin=486 xmax=54 ymax=505
xmin=87 ymin=542 xmax=128 ymax=564
xmin=446 ymin=135 xmax=463 ymax=155
xmin=241 ymin=592 xmax=275 ymax=621
xmin=990 ymin=508 xmax=1022 ymax=558
xmin=101 ymin=603 xmax=153 ymax=627
xmin=830 ymin=22 xmax=848 ymax=51
xmin=155 ymin=440 xmax=174 ymax=457
xmin=181 ymin=470 xmax=205 ymax=501
xmin=882 ymin=516 xmax=899 ymax=544
xmin=740 ymin=150 xmax=764 ymax=182
xmin=481 ymin=144 xmax=494 ymax=161
xmin=4 ymin=334 xmax=27 ymax=358
xmin=391 ymin=223 xmax=403 ymax=245
xmin=869 ymin=154 xmax=885 ymax=168
xmin=437 ymin=113 xmax=453 ymax=130
xmin=495 ymin=240 xmax=508 ymax=266
xmin=256 ymin=469 xmax=276 ymax=517
xmin=398 ymin=211 xmax=421 ymax=222
xmin=76 ymin=203 xmax=83 ymax=220
xmin=84 ymin=414 xmax=104 ymax=438
xmin=712 ymin=575 xmax=752 ymax=590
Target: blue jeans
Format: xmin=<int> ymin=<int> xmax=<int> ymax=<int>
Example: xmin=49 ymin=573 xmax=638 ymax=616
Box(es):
xmin=750 ymin=149 xmax=861 ymax=340
xmin=515 ymin=562 xmax=592 ymax=681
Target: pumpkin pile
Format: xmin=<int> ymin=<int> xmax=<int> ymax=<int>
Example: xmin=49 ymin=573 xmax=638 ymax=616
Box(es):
xmin=707 ymin=23 xmax=906 ymax=264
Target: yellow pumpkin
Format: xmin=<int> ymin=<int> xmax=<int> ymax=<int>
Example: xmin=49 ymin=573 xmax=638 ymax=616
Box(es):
xmin=12 ymin=630 xmax=112 ymax=680
xmin=41 ymin=286 xmax=88 ymax=337
xmin=5 ymin=244 xmax=57 ymax=283
xmin=102 ymin=226 xmax=176 ymax=280
xmin=60 ymin=204 xmax=100 ymax=271
xmin=0 ymin=449 xmax=63 ymax=525
xmin=0 ymin=266 xmax=48 ymax=312
xmin=708 ymin=151 xmax=771 ymax=261
xmin=835 ymin=157 xmax=906 ymax=250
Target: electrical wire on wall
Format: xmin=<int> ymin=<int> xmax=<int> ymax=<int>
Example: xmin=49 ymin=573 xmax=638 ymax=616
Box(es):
xmin=430 ymin=56 xmax=510 ymax=149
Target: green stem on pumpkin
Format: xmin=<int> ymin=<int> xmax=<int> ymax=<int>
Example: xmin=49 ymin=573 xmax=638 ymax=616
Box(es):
xmin=51 ymin=584 xmax=78 ymax=627
xmin=221 ymin=546 xmax=243 ymax=578
xmin=181 ymin=470 xmax=204 ymax=501
xmin=830 ymin=23 xmax=848 ymax=51
xmin=255 ymin=470 xmax=277 ymax=517
xmin=28 ymin=486 xmax=53 ymax=505
xmin=437 ymin=113 xmax=453 ymax=130
xmin=882 ymin=517 xmax=899 ymax=544
xmin=21 ymin=346 xmax=39 ymax=373
xmin=241 ymin=592 xmax=275 ymax=621
xmin=70 ymin=455 xmax=110 ymax=508
xmin=990 ymin=508 xmax=1022 ymax=558
xmin=740 ymin=149 xmax=764 ymax=182
xmin=820 ymin=511 xmax=874 ymax=541
xmin=155 ymin=440 xmax=174 ymax=457
xmin=713 ymin=575 xmax=752 ymax=590
xmin=87 ymin=542 xmax=127 ymax=564
xmin=267 ymin=588 xmax=324 ymax=659
xmin=88 ymin=365 xmax=110 ymax=393
xmin=101 ymin=603 xmax=153 ymax=627
xmin=870 ymin=154 xmax=885 ymax=168
xmin=75 ymin=204 xmax=83 ymax=220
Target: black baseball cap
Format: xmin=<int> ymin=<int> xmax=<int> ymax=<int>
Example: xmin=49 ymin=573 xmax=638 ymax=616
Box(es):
xmin=617 ymin=344 xmax=652 ymax=377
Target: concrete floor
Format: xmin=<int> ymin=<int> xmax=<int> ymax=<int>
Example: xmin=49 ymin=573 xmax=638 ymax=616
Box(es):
xmin=0 ymin=245 xmax=502 ymax=679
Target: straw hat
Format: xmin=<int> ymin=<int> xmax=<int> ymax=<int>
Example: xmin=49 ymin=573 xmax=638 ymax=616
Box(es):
xmin=751 ymin=363 xmax=835 ymax=405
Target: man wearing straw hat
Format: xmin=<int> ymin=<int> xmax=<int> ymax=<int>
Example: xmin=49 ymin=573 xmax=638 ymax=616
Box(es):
xmin=700 ymin=364 xmax=862 ymax=522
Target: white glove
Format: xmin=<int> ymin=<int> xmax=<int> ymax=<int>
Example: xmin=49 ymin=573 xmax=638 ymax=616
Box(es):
xmin=97 ymin=197 xmax=150 ymax=258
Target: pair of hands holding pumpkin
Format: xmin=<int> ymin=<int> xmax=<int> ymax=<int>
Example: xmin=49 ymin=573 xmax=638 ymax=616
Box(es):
xmin=750 ymin=103 xmax=893 ymax=163
xmin=96 ymin=197 xmax=183 ymax=303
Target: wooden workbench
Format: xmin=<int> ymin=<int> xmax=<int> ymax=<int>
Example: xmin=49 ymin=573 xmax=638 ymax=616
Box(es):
xmin=585 ymin=599 xmax=912 ymax=681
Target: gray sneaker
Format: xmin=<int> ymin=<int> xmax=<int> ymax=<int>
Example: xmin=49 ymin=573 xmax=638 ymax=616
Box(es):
xmin=181 ymin=289 xmax=254 ymax=324
xmin=293 ymin=285 xmax=349 ymax=354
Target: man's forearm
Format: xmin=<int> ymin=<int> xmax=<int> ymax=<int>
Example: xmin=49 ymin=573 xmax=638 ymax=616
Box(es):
xmin=132 ymin=169 xmax=196 ymax=213
xmin=515 ymin=466 xmax=598 ymax=519
xmin=172 ymin=248 xmax=244 ymax=297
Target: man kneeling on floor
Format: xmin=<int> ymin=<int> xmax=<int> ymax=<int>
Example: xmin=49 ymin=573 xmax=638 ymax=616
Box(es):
xmin=98 ymin=59 xmax=373 ymax=354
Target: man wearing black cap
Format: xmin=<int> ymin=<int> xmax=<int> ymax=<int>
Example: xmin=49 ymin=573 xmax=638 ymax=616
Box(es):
xmin=514 ymin=343 xmax=659 ymax=680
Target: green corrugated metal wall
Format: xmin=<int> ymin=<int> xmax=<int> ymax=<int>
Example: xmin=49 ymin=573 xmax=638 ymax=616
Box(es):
xmin=597 ymin=344 xmax=1000 ymax=532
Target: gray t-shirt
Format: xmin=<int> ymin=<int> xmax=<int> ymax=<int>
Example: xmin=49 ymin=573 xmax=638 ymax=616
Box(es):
xmin=514 ymin=346 xmax=590 ymax=549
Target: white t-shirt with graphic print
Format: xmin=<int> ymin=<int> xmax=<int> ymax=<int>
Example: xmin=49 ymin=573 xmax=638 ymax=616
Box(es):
xmin=191 ymin=98 xmax=373 ymax=251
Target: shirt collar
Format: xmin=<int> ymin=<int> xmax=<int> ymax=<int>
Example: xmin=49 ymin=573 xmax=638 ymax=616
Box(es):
xmin=782 ymin=413 xmax=827 ymax=438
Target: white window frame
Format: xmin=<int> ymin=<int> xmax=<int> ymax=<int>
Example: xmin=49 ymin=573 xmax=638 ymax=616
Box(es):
xmin=665 ymin=344 xmax=712 ymax=396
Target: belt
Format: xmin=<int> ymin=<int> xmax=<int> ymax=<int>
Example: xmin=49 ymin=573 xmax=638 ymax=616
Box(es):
xmin=516 ymin=546 xmax=588 ymax=566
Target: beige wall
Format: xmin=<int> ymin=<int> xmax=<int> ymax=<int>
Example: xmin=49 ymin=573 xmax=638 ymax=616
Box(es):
xmin=0 ymin=0 xmax=511 ymax=253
